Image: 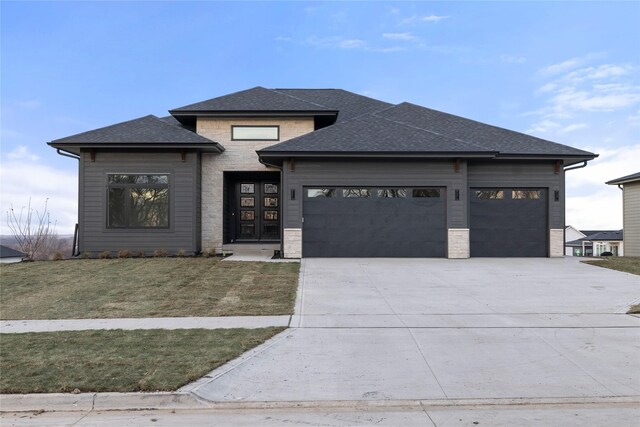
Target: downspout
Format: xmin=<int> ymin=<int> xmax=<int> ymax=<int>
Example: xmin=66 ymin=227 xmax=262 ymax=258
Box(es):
xmin=563 ymin=161 xmax=588 ymax=172
xmin=55 ymin=148 xmax=81 ymax=256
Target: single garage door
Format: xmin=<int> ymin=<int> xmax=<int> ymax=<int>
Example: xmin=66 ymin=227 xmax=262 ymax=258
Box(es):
xmin=470 ymin=188 xmax=547 ymax=257
xmin=303 ymin=187 xmax=446 ymax=257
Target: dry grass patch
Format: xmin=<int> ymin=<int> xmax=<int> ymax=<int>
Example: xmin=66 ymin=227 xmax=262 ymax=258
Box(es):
xmin=628 ymin=304 xmax=640 ymax=314
xmin=0 ymin=258 xmax=299 ymax=320
xmin=0 ymin=328 xmax=284 ymax=393
xmin=582 ymin=257 xmax=640 ymax=276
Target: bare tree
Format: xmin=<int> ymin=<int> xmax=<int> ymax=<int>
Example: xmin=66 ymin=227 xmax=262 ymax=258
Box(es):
xmin=6 ymin=198 xmax=57 ymax=261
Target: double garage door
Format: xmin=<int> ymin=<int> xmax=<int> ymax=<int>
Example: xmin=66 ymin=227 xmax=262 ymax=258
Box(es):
xmin=303 ymin=187 xmax=446 ymax=257
xmin=302 ymin=186 xmax=548 ymax=258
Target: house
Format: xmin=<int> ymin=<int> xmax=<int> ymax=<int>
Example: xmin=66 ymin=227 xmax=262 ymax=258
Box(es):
xmin=607 ymin=172 xmax=640 ymax=256
xmin=565 ymin=229 xmax=624 ymax=257
xmin=48 ymin=87 xmax=597 ymax=258
xmin=0 ymin=245 xmax=25 ymax=263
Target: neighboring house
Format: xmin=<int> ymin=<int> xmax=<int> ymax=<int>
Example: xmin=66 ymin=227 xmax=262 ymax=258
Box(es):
xmin=565 ymin=230 xmax=624 ymax=257
xmin=0 ymin=245 xmax=25 ymax=263
xmin=48 ymin=87 xmax=597 ymax=259
xmin=607 ymin=172 xmax=640 ymax=257
xmin=564 ymin=225 xmax=587 ymax=256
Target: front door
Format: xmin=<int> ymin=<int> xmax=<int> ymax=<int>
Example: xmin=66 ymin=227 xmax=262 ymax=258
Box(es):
xmin=235 ymin=181 xmax=280 ymax=241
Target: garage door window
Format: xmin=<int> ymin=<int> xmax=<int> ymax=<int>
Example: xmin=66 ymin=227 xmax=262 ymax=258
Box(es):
xmin=413 ymin=189 xmax=441 ymax=198
xmin=512 ymin=190 xmax=542 ymax=199
xmin=343 ymin=188 xmax=371 ymax=198
xmin=475 ymin=190 xmax=504 ymax=199
xmin=378 ymin=189 xmax=407 ymax=198
xmin=307 ymin=188 xmax=338 ymax=198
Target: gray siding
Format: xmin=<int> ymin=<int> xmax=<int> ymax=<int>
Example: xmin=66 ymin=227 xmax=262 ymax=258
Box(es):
xmin=467 ymin=161 xmax=564 ymax=229
xmin=624 ymin=181 xmax=640 ymax=256
xmin=282 ymin=159 xmax=467 ymax=229
xmin=79 ymin=150 xmax=201 ymax=255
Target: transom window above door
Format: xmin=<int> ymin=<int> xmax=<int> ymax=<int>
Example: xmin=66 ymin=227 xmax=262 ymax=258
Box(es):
xmin=231 ymin=125 xmax=279 ymax=141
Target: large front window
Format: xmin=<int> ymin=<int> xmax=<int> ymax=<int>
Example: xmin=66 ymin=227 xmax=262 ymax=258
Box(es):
xmin=107 ymin=174 xmax=169 ymax=228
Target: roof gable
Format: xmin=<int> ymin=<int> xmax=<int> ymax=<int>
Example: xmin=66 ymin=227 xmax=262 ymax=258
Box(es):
xmin=375 ymin=103 xmax=595 ymax=157
xmin=49 ymin=115 xmax=217 ymax=145
xmin=606 ymin=171 xmax=640 ymax=185
xmin=171 ymin=86 xmax=335 ymax=112
xmin=258 ymin=113 xmax=494 ymax=154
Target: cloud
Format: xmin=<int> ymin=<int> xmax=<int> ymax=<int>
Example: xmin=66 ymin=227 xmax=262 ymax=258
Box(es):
xmin=15 ymin=100 xmax=41 ymax=109
xmin=402 ymin=14 xmax=449 ymax=24
xmin=301 ymin=36 xmax=405 ymax=54
xmin=539 ymin=58 xmax=582 ymax=76
xmin=565 ymin=144 xmax=640 ymax=229
xmin=1 ymin=158 xmax=77 ymax=235
xmin=275 ymin=36 xmax=292 ymax=42
xmin=559 ymin=123 xmax=588 ymax=133
xmin=338 ymin=39 xmax=366 ymax=49
xmin=500 ymin=54 xmax=526 ymax=64
xmin=550 ymin=85 xmax=640 ymax=113
xmin=6 ymin=145 xmax=39 ymax=162
xmin=382 ymin=32 xmax=419 ymax=41
xmin=565 ymin=64 xmax=633 ymax=82
xmin=526 ymin=119 xmax=561 ymax=133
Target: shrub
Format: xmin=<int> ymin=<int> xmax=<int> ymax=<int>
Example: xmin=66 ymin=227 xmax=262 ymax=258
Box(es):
xmin=177 ymin=249 xmax=186 ymax=257
xmin=118 ymin=249 xmax=132 ymax=258
xmin=80 ymin=252 xmax=90 ymax=259
xmin=209 ymin=248 xmax=217 ymax=257
xmin=202 ymin=249 xmax=211 ymax=258
xmin=154 ymin=249 xmax=168 ymax=258
xmin=51 ymin=251 xmax=64 ymax=261
xmin=98 ymin=251 xmax=112 ymax=259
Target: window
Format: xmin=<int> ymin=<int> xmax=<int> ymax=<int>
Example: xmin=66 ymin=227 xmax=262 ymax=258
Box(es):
xmin=378 ymin=189 xmax=407 ymax=198
xmin=107 ymin=174 xmax=169 ymax=228
xmin=413 ymin=189 xmax=441 ymax=198
xmin=343 ymin=188 xmax=371 ymax=198
xmin=231 ymin=125 xmax=279 ymax=141
xmin=307 ymin=188 xmax=338 ymax=198
xmin=512 ymin=190 xmax=542 ymax=200
xmin=475 ymin=190 xmax=504 ymax=200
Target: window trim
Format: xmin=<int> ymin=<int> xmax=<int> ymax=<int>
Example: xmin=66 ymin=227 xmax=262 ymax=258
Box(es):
xmin=106 ymin=173 xmax=171 ymax=230
xmin=231 ymin=125 xmax=280 ymax=141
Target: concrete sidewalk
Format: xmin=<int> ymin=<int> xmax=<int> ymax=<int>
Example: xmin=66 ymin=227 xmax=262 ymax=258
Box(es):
xmin=0 ymin=315 xmax=291 ymax=333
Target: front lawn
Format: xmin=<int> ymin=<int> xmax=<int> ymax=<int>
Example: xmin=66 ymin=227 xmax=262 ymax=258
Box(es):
xmin=0 ymin=258 xmax=299 ymax=320
xmin=582 ymin=257 xmax=640 ymax=276
xmin=0 ymin=328 xmax=284 ymax=393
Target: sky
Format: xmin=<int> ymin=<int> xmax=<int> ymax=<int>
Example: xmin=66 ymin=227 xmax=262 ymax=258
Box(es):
xmin=1 ymin=1 xmax=639 ymax=234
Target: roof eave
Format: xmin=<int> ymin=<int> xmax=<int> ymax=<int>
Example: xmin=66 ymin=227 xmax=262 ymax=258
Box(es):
xmin=48 ymin=141 xmax=225 ymax=154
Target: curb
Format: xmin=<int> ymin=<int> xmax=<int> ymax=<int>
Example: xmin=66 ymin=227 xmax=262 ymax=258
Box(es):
xmin=2 ymin=393 xmax=639 ymax=413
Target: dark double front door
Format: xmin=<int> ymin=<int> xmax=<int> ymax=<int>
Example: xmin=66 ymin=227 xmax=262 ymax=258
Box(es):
xmin=232 ymin=180 xmax=280 ymax=241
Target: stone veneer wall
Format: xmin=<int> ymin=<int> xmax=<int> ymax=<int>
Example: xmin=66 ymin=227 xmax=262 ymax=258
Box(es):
xmin=549 ymin=229 xmax=564 ymax=257
xmin=197 ymin=117 xmax=315 ymax=251
xmin=447 ymin=229 xmax=470 ymax=259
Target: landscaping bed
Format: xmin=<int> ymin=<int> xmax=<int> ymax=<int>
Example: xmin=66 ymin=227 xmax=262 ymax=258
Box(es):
xmin=0 ymin=258 xmax=300 ymax=320
xmin=0 ymin=328 xmax=284 ymax=393
xmin=582 ymin=257 xmax=640 ymax=276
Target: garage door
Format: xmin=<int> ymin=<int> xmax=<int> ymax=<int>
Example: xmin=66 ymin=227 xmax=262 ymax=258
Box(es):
xmin=302 ymin=187 xmax=446 ymax=257
xmin=470 ymin=188 xmax=547 ymax=257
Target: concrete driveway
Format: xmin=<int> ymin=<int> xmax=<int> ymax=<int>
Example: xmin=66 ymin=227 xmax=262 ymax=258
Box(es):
xmin=185 ymin=258 xmax=640 ymax=403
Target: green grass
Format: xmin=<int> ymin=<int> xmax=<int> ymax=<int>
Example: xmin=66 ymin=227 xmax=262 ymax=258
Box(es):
xmin=0 ymin=328 xmax=284 ymax=393
xmin=582 ymin=257 xmax=640 ymax=276
xmin=0 ymin=258 xmax=299 ymax=320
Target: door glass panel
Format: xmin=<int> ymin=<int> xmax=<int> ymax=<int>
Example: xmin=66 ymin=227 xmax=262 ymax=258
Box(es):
xmin=378 ymin=189 xmax=407 ymax=198
xmin=240 ymin=197 xmax=255 ymax=207
xmin=512 ymin=190 xmax=542 ymax=199
xmin=413 ymin=189 xmax=440 ymax=198
xmin=264 ymin=183 xmax=278 ymax=194
xmin=307 ymin=188 xmax=338 ymax=198
xmin=264 ymin=197 xmax=278 ymax=207
xmin=240 ymin=210 xmax=255 ymax=221
xmin=240 ymin=224 xmax=255 ymax=236
xmin=343 ymin=188 xmax=371 ymax=198
xmin=475 ymin=190 xmax=503 ymax=199
xmin=264 ymin=210 xmax=278 ymax=221
xmin=263 ymin=223 xmax=278 ymax=236
xmin=240 ymin=183 xmax=254 ymax=194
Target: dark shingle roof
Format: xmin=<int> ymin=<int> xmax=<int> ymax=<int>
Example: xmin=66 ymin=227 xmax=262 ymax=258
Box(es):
xmin=606 ymin=172 xmax=640 ymax=185
xmin=584 ymin=230 xmax=623 ymax=241
xmin=0 ymin=245 xmax=25 ymax=258
xmin=260 ymin=101 xmax=597 ymax=158
xmin=49 ymin=115 xmax=217 ymax=145
xmin=171 ymin=86 xmax=335 ymax=112
xmin=374 ymin=103 xmax=595 ymax=156
xmin=258 ymin=113 xmax=494 ymax=154
xmin=273 ymin=89 xmax=392 ymax=122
